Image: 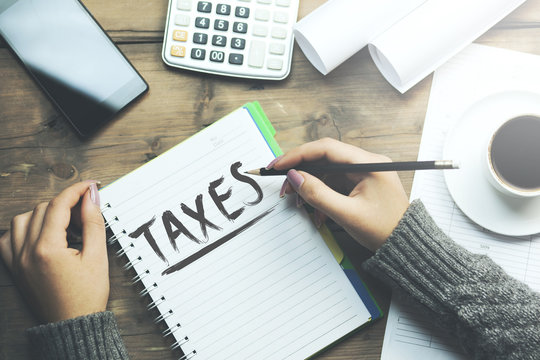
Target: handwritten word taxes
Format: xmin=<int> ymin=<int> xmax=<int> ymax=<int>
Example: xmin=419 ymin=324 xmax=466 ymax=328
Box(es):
xmin=127 ymin=161 xmax=268 ymax=275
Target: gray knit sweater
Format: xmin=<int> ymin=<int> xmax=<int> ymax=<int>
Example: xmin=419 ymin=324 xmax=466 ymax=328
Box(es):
xmin=26 ymin=311 xmax=129 ymax=360
xmin=363 ymin=200 xmax=540 ymax=359
xmin=26 ymin=311 xmax=129 ymax=359
xmin=26 ymin=200 xmax=540 ymax=359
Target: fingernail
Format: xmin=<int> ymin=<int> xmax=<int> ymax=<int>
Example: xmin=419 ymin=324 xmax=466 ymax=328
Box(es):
xmin=89 ymin=183 xmax=100 ymax=206
xmin=266 ymin=155 xmax=284 ymax=170
xmin=286 ymin=169 xmax=304 ymax=192
xmin=85 ymin=179 xmax=102 ymax=188
xmin=296 ymin=193 xmax=304 ymax=208
xmin=279 ymin=179 xmax=288 ymax=198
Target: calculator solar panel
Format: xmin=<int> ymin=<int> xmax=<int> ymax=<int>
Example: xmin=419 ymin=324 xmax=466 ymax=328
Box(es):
xmin=162 ymin=0 xmax=299 ymax=80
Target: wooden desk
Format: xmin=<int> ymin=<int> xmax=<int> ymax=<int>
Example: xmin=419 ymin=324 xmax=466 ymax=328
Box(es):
xmin=1 ymin=1 xmax=540 ymax=358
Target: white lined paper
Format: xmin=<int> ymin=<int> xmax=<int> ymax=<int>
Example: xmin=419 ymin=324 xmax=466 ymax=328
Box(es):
xmin=100 ymin=107 xmax=372 ymax=359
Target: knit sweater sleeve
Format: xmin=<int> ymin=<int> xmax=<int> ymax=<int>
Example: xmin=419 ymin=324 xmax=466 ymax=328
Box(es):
xmin=363 ymin=199 xmax=540 ymax=359
xmin=25 ymin=311 xmax=130 ymax=360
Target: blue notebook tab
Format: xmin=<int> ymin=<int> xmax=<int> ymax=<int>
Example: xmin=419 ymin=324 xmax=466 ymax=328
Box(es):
xmin=342 ymin=260 xmax=383 ymax=321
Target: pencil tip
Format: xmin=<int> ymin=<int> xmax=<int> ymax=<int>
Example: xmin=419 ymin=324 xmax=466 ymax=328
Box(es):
xmin=245 ymin=169 xmax=260 ymax=175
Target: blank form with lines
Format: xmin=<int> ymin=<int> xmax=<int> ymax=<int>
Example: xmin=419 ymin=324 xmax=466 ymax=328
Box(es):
xmin=381 ymin=44 xmax=540 ymax=360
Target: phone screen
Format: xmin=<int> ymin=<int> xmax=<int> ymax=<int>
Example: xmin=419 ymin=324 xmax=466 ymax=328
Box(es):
xmin=0 ymin=0 xmax=148 ymax=136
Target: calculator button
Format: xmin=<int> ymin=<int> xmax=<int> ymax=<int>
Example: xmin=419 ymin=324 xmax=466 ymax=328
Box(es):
xmin=254 ymin=9 xmax=270 ymax=21
xmin=175 ymin=14 xmax=190 ymax=26
xmin=267 ymin=58 xmax=283 ymax=70
xmin=197 ymin=1 xmax=212 ymax=12
xmin=212 ymin=35 xmax=227 ymax=46
xmin=210 ymin=50 xmax=225 ymax=62
xmin=271 ymin=27 xmax=287 ymax=39
xmin=253 ymin=25 xmax=268 ymax=37
xmin=233 ymin=22 xmax=248 ymax=34
xmin=177 ymin=0 xmax=192 ymax=10
xmin=173 ymin=30 xmax=188 ymax=41
xmin=171 ymin=45 xmax=186 ymax=57
xmin=269 ymin=42 xmax=285 ymax=55
xmin=248 ymin=40 xmax=266 ymax=68
xmin=235 ymin=6 xmax=250 ymax=18
xmin=195 ymin=17 xmax=210 ymax=28
xmin=275 ymin=0 xmax=290 ymax=6
xmin=231 ymin=37 xmax=246 ymax=49
xmin=273 ymin=11 xmax=288 ymax=24
xmin=193 ymin=32 xmax=208 ymax=44
xmin=257 ymin=0 xmax=272 ymax=4
xmin=191 ymin=48 xmax=206 ymax=60
xmin=214 ymin=19 xmax=229 ymax=31
xmin=229 ymin=53 xmax=244 ymax=65
xmin=216 ymin=4 xmax=231 ymax=15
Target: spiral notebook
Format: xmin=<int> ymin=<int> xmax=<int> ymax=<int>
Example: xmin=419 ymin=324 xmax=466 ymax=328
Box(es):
xmin=100 ymin=102 xmax=381 ymax=360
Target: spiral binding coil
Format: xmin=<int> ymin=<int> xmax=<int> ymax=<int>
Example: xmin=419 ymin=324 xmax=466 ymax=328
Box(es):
xmin=116 ymin=242 xmax=135 ymax=256
xmin=124 ymin=255 xmax=142 ymax=270
xmin=163 ymin=322 xmax=181 ymax=336
xmin=155 ymin=308 xmax=174 ymax=323
xmin=171 ymin=336 xmax=190 ymax=350
xmin=105 ymin=205 xmax=197 ymax=359
xmin=132 ymin=269 xmax=151 ymax=284
xmin=178 ymin=350 xmax=196 ymax=360
xmin=108 ymin=229 xmax=127 ymax=245
xmin=141 ymin=282 xmax=158 ymax=296
xmin=104 ymin=215 xmax=119 ymax=230
xmin=148 ymin=295 xmax=166 ymax=310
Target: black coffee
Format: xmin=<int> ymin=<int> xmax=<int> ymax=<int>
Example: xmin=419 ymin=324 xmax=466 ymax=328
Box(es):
xmin=490 ymin=115 xmax=540 ymax=190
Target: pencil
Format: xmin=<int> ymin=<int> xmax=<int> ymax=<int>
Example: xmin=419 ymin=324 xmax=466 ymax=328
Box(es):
xmin=245 ymin=160 xmax=459 ymax=176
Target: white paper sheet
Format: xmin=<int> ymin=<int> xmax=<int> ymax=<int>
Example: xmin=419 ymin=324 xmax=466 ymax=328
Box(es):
xmin=381 ymin=43 xmax=540 ymax=359
xmin=100 ymin=107 xmax=372 ymax=359
xmin=292 ymin=0 xmax=426 ymax=75
xmin=294 ymin=0 xmax=526 ymax=93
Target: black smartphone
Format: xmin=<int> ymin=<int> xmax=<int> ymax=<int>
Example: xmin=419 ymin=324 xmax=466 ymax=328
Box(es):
xmin=0 ymin=0 xmax=148 ymax=137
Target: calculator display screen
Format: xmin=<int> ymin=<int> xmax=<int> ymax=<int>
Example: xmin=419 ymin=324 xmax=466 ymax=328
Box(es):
xmin=0 ymin=0 xmax=148 ymax=136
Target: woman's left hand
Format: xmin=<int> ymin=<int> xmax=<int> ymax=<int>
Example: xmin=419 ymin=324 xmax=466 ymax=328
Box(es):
xmin=0 ymin=181 xmax=109 ymax=324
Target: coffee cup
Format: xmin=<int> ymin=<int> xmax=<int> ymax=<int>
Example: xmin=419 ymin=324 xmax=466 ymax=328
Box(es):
xmin=483 ymin=114 xmax=540 ymax=198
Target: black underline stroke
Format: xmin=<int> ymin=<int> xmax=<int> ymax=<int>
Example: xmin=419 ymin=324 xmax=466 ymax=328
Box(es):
xmin=162 ymin=206 xmax=276 ymax=276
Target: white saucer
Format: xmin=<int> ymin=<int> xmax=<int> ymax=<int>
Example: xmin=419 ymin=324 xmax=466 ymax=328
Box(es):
xmin=443 ymin=91 xmax=540 ymax=236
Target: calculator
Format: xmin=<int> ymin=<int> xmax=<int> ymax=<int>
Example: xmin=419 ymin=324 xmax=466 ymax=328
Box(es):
xmin=162 ymin=0 xmax=300 ymax=80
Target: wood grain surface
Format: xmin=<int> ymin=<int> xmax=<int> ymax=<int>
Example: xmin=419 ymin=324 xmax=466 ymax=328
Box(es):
xmin=1 ymin=0 xmax=540 ymax=359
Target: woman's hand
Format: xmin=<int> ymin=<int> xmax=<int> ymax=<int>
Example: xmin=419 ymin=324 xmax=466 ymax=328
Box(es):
xmin=273 ymin=138 xmax=409 ymax=251
xmin=0 ymin=181 xmax=109 ymax=324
